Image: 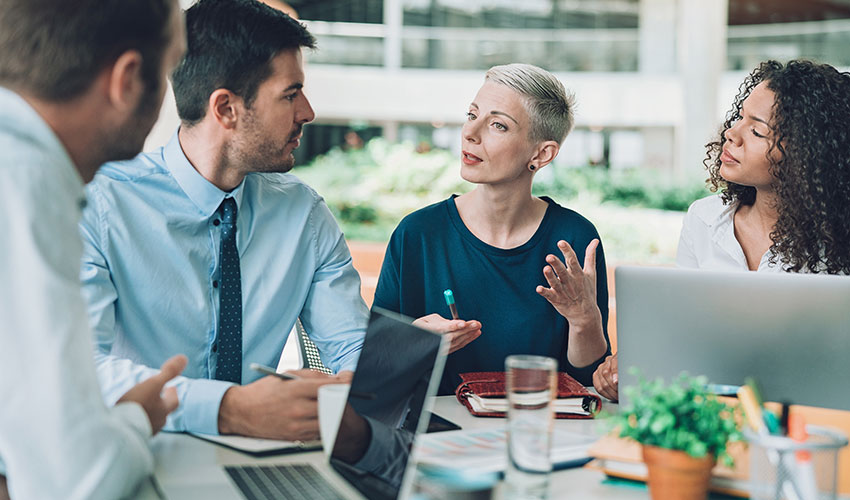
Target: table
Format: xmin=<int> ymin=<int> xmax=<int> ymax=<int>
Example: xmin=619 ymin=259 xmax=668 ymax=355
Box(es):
xmin=141 ymin=396 xmax=662 ymax=499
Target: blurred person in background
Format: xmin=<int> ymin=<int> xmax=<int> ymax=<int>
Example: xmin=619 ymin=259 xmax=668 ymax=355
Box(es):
xmin=0 ymin=0 xmax=187 ymax=498
xmin=593 ymin=59 xmax=850 ymax=402
xmin=374 ymin=63 xmax=611 ymax=396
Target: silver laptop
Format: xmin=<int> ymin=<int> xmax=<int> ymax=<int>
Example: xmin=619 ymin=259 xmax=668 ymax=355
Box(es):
xmin=222 ymin=307 xmax=448 ymax=500
xmin=616 ymin=266 xmax=850 ymax=411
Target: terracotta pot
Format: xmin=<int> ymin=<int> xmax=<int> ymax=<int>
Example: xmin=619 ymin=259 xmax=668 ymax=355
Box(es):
xmin=642 ymin=445 xmax=714 ymax=500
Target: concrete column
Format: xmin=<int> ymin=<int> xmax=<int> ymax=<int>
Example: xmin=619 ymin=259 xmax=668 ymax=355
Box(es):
xmin=383 ymin=0 xmax=402 ymax=71
xmin=639 ymin=0 xmax=677 ymax=74
xmin=676 ymin=0 xmax=728 ymax=176
xmin=638 ymin=0 xmax=677 ymax=171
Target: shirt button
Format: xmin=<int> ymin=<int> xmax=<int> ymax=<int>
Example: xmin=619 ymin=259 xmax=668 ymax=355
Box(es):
xmin=213 ymin=280 xmax=219 ymax=288
xmin=212 ymin=343 xmax=218 ymax=353
xmin=213 ymin=219 xmax=221 ymax=226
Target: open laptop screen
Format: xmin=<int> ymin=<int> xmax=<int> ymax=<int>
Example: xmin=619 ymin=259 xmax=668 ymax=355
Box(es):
xmin=328 ymin=308 xmax=447 ymax=500
xmin=616 ymin=266 xmax=850 ymax=411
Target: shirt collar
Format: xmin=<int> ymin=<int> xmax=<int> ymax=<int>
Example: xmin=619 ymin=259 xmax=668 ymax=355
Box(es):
xmin=0 ymin=86 xmax=83 ymax=191
xmin=163 ymin=129 xmax=245 ymax=218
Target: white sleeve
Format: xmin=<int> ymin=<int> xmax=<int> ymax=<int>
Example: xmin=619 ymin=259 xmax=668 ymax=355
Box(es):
xmin=676 ymin=202 xmax=699 ymax=268
xmin=0 ymin=164 xmax=154 ymax=500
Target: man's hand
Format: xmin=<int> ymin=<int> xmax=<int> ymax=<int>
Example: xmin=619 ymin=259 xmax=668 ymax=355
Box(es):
xmin=117 ymin=354 xmax=187 ymax=435
xmin=592 ymin=354 xmax=618 ymax=402
xmin=536 ymin=239 xmax=601 ymax=326
xmin=218 ymin=371 xmax=342 ymax=440
xmin=413 ymin=313 xmax=482 ymax=354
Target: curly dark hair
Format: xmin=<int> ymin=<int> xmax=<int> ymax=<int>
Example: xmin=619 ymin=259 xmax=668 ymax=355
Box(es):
xmin=704 ymin=60 xmax=850 ymax=274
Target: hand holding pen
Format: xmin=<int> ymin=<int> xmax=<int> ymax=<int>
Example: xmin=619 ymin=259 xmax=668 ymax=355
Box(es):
xmin=410 ymin=289 xmax=482 ymax=354
xmin=250 ymin=364 xmax=375 ymax=400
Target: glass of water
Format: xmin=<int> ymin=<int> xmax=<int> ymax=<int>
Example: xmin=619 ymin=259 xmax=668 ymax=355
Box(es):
xmin=504 ymin=354 xmax=557 ymax=500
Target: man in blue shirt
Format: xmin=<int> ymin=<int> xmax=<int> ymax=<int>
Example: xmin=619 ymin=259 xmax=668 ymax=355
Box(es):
xmin=1 ymin=0 xmax=188 ymax=498
xmin=79 ymin=0 xmax=367 ymax=440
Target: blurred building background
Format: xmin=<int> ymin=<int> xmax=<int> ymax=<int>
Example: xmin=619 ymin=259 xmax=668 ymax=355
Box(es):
xmin=153 ymin=0 xmax=850 ymax=177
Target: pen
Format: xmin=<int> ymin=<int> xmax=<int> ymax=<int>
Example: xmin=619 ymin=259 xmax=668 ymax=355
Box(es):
xmin=250 ymin=363 xmax=377 ymax=400
xmin=444 ymin=289 xmax=459 ymax=320
xmin=250 ymin=362 xmax=298 ymax=381
xmin=780 ymin=401 xmax=791 ymax=436
xmin=737 ymin=385 xmax=766 ymax=434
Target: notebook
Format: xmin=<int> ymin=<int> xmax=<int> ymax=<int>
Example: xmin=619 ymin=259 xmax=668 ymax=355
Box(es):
xmin=454 ymin=371 xmax=601 ymax=418
xmin=615 ymin=266 xmax=850 ymax=411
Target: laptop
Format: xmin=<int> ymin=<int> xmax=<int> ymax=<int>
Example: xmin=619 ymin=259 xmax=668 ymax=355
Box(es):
xmin=222 ymin=307 xmax=448 ymax=500
xmin=616 ymin=266 xmax=850 ymax=411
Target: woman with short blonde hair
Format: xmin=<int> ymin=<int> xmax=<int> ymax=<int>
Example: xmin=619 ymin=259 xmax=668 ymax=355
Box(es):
xmin=374 ymin=63 xmax=611 ymax=395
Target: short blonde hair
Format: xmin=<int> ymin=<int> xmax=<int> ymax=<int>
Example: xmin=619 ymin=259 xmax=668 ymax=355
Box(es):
xmin=485 ymin=63 xmax=575 ymax=144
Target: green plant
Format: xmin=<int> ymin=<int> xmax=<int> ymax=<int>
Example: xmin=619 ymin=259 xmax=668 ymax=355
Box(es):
xmin=611 ymin=370 xmax=742 ymax=466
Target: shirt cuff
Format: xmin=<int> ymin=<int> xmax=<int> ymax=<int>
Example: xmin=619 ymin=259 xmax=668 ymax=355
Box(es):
xmin=111 ymin=401 xmax=152 ymax=439
xmin=354 ymin=415 xmax=395 ymax=473
xmin=180 ymin=378 xmax=235 ymax=435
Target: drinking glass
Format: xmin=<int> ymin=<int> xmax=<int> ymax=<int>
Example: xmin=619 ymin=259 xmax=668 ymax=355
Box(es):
xmin=504 ymin=355 xmax=557 ymax=500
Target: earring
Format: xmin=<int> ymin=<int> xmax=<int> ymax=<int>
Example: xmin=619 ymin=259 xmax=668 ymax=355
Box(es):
xmin=529 ymin=165 xmax=536 ymax=171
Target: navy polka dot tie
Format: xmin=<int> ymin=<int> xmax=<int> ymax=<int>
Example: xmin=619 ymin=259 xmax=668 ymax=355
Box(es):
xmin=215 ymin=198 xmax=242 ymax=384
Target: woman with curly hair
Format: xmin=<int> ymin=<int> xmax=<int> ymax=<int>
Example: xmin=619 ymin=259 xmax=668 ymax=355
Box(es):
xmin=592 ymin=60 xmax=850 ymax=403
xmin=677 ymin=59 xmax=850 ymax=274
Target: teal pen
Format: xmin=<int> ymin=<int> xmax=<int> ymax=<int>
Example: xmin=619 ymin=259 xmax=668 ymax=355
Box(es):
xmin=443 ymin=289 xmax=459 ymax=319
xmin=763 ymin=410 xmax=780 ymax=435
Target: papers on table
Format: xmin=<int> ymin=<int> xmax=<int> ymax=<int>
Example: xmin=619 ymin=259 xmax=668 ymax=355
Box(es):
xmin=415 ymin=427 xmax=598 ymax=473
xmin=465 ymin=393 xmax=595 ymax=416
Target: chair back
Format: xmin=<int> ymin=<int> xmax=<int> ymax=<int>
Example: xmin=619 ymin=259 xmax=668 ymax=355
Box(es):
xmin=295 ymin=319 xmax=333 ymax=374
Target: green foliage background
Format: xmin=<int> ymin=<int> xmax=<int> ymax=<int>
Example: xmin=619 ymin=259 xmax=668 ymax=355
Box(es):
xmin=294 ymin=138 xmax=711 ymax=264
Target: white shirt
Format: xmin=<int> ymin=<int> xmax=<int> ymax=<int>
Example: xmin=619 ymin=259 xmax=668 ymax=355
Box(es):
xmin=676 ymin=194 xmax=784 ymax=272
xmin=0 ymin=87 xmax=154 ymax=499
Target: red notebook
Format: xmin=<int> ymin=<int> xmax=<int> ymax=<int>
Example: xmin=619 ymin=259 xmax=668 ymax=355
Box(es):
xmin=455 ymin=371 xmax=602 ymax=419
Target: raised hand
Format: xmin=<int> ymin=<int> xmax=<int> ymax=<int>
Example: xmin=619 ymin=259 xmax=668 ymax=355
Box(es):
xmin=536 ymin=239 xmax=600 ymax=324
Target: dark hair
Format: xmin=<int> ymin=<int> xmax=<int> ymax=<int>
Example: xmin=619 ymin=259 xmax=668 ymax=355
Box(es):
xmin=705 ymin=60 xmax=850 ymax=274
xmin=0 ymin=0 xmax=174 ymax=101
xmin=171 ymin=0 xmax=316 ymax=126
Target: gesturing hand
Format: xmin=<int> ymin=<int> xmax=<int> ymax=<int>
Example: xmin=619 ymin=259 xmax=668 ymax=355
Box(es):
xmin=117 ymin=354 xmax=188 ymax=435
xmin=413 ymin=313 xmax=482 ymax=354
xmin=536 ymin=239 xmax=600 ymax=324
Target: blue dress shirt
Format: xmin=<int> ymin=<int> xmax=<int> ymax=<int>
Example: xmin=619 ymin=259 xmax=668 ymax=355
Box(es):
xmin=80 ymin=131 xmax=368 ymax=434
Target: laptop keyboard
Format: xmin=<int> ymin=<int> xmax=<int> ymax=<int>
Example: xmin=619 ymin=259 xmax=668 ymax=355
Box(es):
xmin=224 ymin=464 xmax=346 ymax=500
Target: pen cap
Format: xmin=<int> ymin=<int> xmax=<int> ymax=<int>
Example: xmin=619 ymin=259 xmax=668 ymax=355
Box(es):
xmin=443 ymin=289 xmax=455 ymax=305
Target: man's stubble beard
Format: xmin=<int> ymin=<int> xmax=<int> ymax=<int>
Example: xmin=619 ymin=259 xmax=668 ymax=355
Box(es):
xmin=231 ymin=108 xmax=299 ymax=174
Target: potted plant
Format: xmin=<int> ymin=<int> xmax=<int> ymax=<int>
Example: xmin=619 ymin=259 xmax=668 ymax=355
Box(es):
xmin=611 ymin=370 xmax=742 ymax=500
